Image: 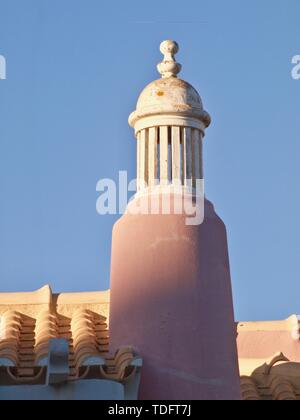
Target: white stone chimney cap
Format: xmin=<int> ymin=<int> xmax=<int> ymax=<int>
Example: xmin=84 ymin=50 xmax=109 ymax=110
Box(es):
xmin=129 ymin=40 xmax=211 ymax=134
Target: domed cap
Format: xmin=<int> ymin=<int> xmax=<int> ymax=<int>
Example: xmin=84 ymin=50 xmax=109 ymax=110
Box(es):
xmin=129 ymin=40 xmax=211 ymax=133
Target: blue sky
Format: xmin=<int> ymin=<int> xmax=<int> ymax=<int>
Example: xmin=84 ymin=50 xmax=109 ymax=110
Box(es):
xmin=0 ymin=0 xmax=299 ymax=321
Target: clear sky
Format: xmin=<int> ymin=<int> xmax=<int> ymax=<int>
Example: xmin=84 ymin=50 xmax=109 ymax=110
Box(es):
xmin=0 ymin=0 xmax=299 ymax=321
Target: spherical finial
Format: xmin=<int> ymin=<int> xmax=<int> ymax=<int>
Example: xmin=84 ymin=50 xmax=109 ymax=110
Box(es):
xmin=160 ymin=40 xmax=179 ymax=56
xmin=157 ymin=40 xmax=182 ymax=78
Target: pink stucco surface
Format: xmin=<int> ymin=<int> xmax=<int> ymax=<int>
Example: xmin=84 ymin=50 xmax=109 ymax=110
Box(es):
xmin=237 ymin=331 xmax=300 ymax=361
xmin=109 ymin=198 xmax=241 ymax=400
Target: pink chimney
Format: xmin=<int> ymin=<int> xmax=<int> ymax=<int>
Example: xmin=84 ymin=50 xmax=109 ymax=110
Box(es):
xmin=109 ymin=40 xmax=241 ymax=400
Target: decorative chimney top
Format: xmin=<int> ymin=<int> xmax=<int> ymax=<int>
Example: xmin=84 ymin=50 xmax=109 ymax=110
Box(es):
xmin=128 ymin=40 xmax=211 ymax=191
xmin=129 ymin=40 xmax=211 ymax=134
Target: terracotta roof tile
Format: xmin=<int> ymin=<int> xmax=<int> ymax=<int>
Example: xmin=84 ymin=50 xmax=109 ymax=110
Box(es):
xmin=238 ymin=317 xmax=300 ymax=400
xmin=0 ymin=286 xmax=139 ymax=385
xmin=2 ymin=286 xmax=300 ymax=400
